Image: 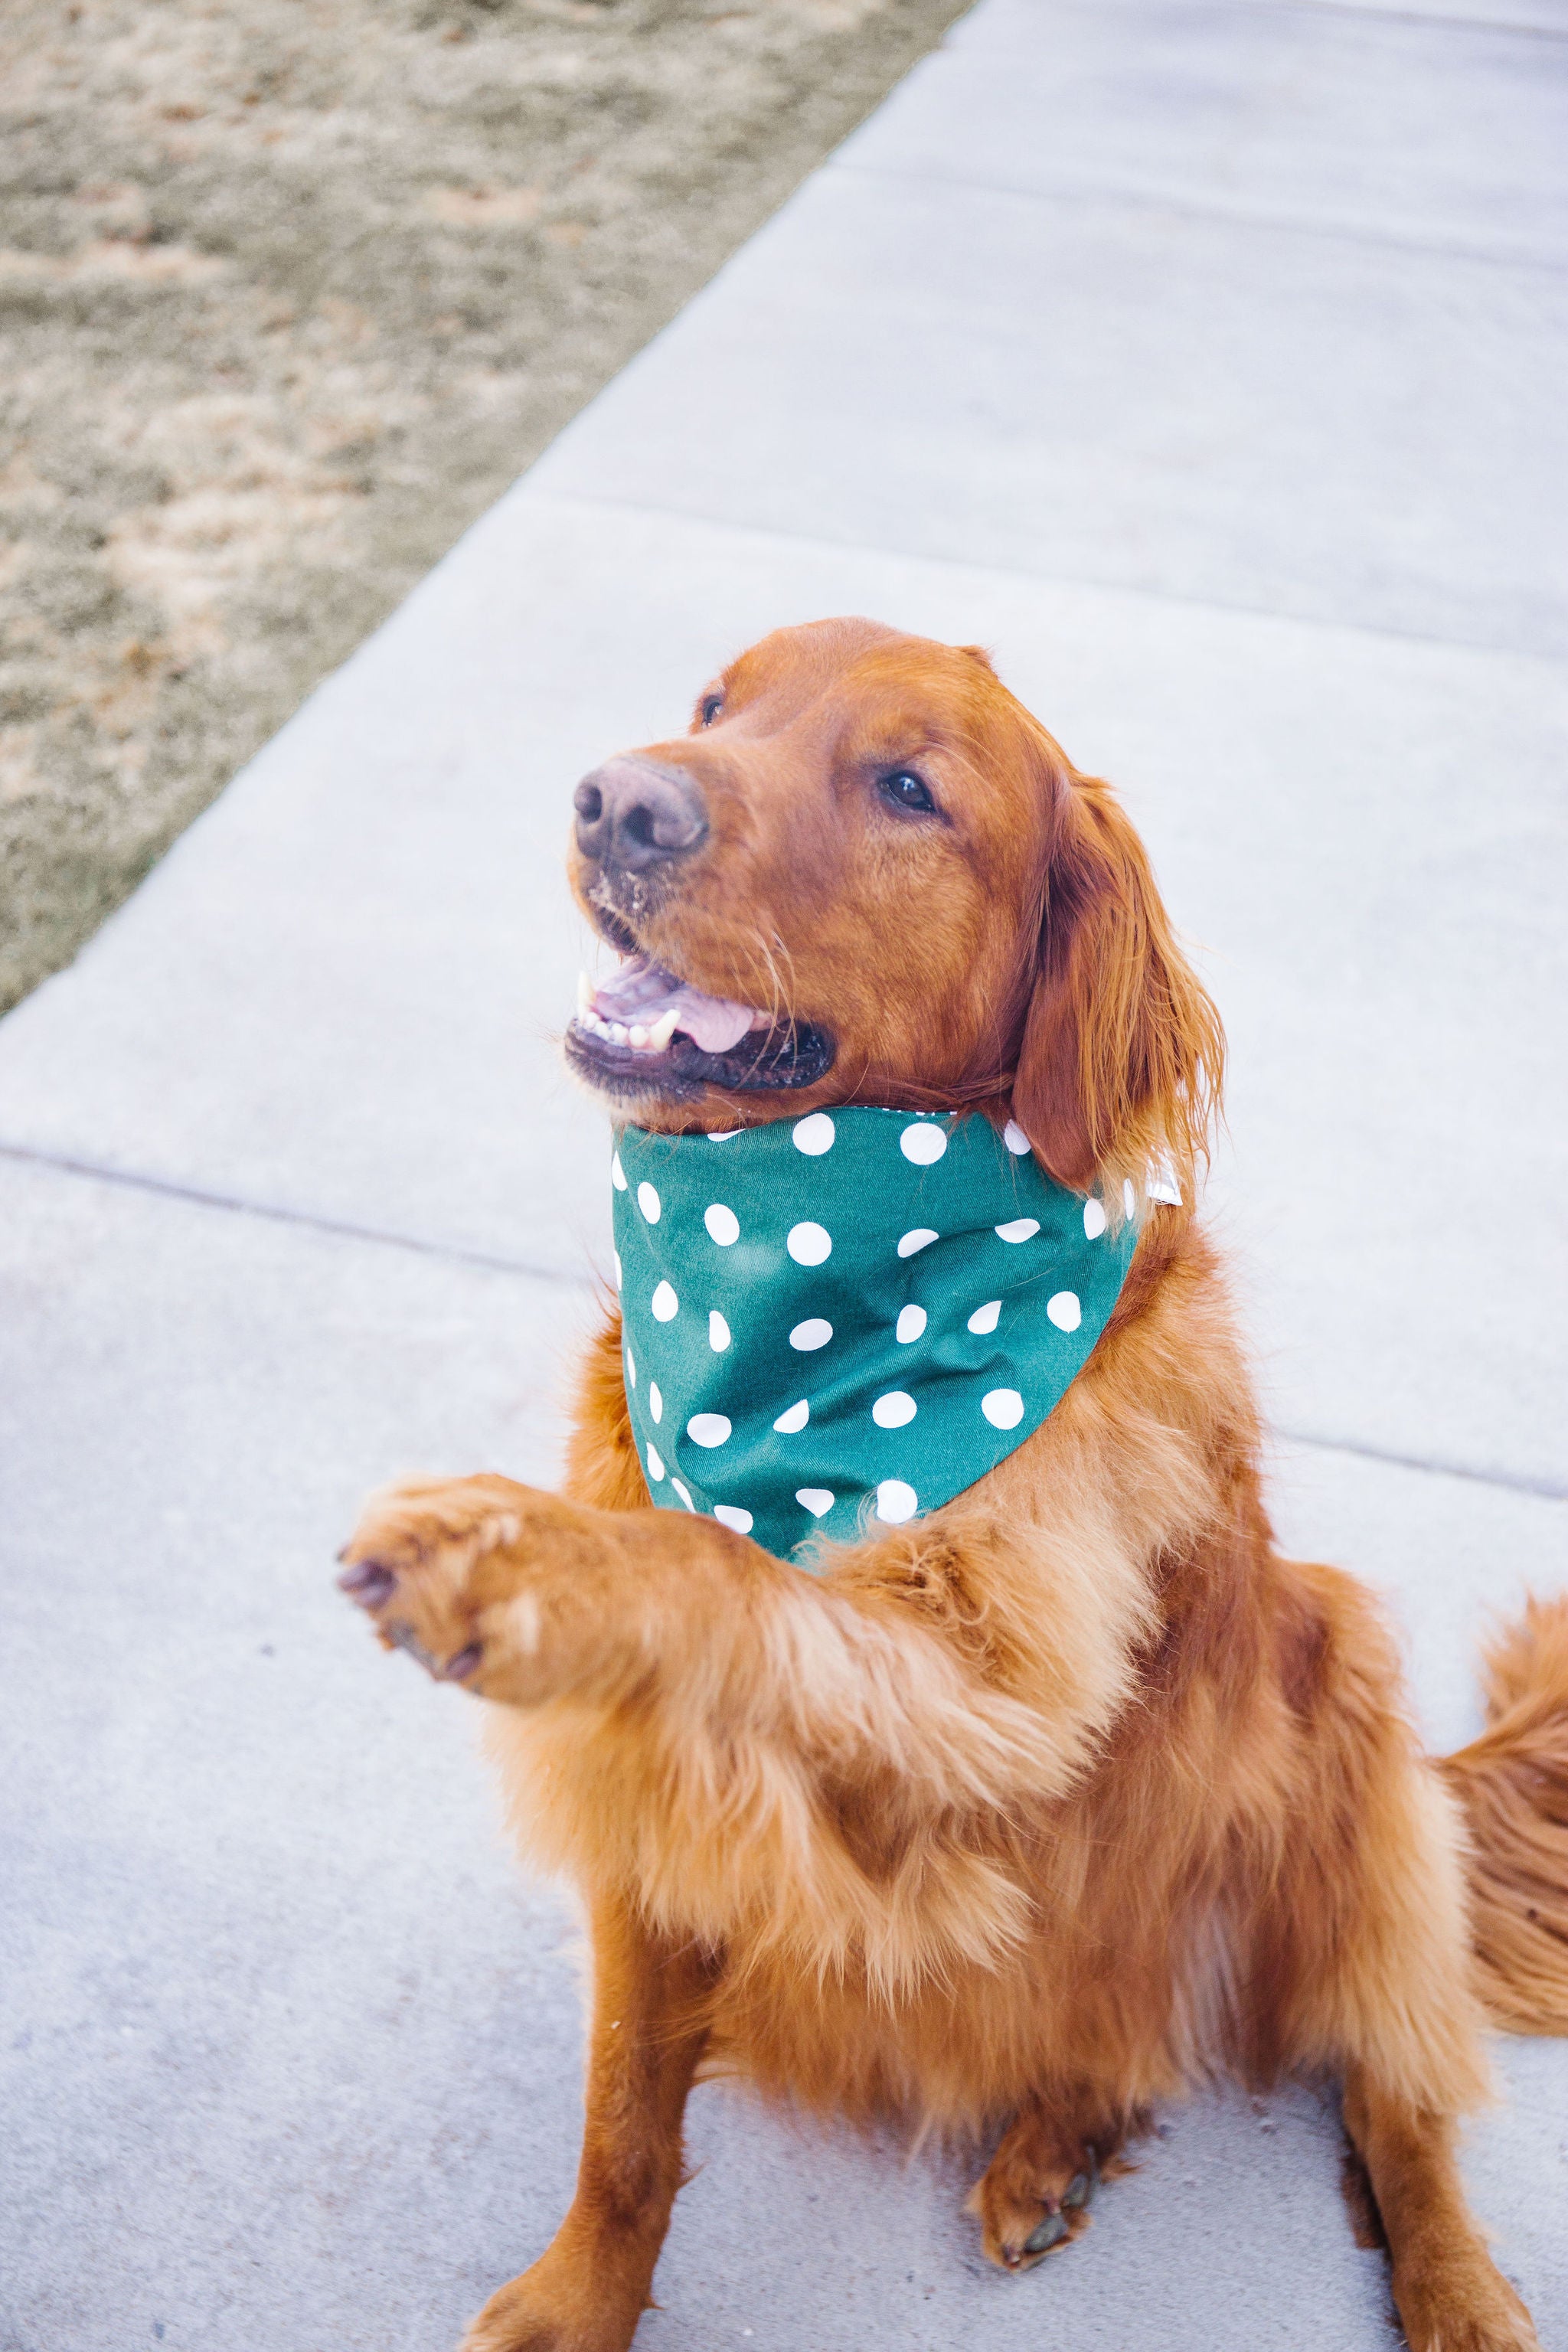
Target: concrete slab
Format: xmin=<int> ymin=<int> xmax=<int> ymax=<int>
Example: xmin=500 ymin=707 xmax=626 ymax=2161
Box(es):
xmin=531 ymin=172 xmax=1568 ymax=657
xmin=2 ymin=1158 xmax=1562 ymax=2350
xmin=0 ymin=1155 xmax=585 ymax=2352
xmin=4 ymin=0 xmax=1564 ymax=2343
xmin=854 ymin=0 xmax=1568 ymax=263
xmin=4 ymin=500 xmax=1561 ymax=1488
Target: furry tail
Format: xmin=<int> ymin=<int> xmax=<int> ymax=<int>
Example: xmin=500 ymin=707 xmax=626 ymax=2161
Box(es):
xmin=1440 ymin=1594 xmax=1568 ymax=2034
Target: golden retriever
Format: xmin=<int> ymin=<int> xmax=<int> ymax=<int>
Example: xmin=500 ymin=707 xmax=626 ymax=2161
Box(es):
xmin=340 ymin=619 xmax=1568 ymax=2352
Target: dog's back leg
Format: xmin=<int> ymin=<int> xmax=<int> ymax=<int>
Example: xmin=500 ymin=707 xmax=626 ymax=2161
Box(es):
xmin=462 ymin=1891 xmax=716 ymax=2352
xmin=1266 ymin=1560 xmax=1539 ymax=2350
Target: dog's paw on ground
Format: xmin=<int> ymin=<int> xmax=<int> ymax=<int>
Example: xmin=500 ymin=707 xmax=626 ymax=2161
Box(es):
xmin=969 ymin=2113 xmax=1132 ymax=2273
xmin=459 ymin=2252 xmax=644 ymax=2352
xmin=1393 ymin=2247 xmax=1543 ymax=2352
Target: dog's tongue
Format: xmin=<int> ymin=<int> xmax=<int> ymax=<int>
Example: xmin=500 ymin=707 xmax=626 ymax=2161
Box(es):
xmin=587 ymin=953 xmax=762 ymax=1054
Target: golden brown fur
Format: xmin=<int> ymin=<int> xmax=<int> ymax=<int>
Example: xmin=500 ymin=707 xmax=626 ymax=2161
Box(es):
xmin=340 ymin=620 xmax=1568 ymax=2352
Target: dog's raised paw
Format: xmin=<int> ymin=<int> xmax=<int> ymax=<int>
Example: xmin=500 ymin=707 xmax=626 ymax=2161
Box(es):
xmin=337 ymin=1472 xmax=629 ymax=1709
xmin=336 ymin=1473 xmax=538 ymax=1697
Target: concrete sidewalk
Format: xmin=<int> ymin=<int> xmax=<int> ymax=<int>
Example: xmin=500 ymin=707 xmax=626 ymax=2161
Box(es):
xmin=3 ymin=3 xmax=1566 ymax=2347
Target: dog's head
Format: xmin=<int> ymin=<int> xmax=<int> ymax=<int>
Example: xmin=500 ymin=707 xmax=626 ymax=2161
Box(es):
xmin=567 ymin=618 xmax=1223 ymax=1206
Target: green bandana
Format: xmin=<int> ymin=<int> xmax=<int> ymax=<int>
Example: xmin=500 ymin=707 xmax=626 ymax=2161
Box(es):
xmin=612 ymin=1109 xmax=1138 ymax=1567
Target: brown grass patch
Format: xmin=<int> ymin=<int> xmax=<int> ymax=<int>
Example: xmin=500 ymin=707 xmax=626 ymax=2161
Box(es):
xmin=0 ymin=0 xmax=965 ymax=1012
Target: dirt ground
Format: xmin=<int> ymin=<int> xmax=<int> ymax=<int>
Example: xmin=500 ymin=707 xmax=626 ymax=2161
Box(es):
xmin=0 ymin=0 xmax=965 ymax=1014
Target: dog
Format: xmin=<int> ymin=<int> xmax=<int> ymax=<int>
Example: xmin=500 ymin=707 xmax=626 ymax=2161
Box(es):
xmin=339 ymin=618 xmax=1568 ymax=2352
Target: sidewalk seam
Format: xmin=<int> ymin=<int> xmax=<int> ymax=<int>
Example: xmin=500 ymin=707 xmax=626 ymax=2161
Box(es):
xmin=518 ymin=488 xmax=1568 ymax=670
xmin=0 ymin=1140 xmax=596 ymax=1290
xmin=944 ymin=0 xmax=1568 ymax=51
xmin=5 ymin=1139 xmax=1560 ymax=1501
xmin=1276 ymin=1429 xmax=1566 ymax=1504
xmin=827 ymin=156 xmax=1568 ymax=279
xmin=1279 ymin=0 xmax=1568 ymax=43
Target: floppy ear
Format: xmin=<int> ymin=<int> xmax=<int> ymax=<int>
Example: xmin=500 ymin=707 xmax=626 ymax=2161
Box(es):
xmin=1011 ymin=774 xmax=1223 ymax=1209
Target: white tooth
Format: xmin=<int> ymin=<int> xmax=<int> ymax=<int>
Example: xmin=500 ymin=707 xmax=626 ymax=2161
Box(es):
xmin=577 ymin=970 xmax=593 ymax=1016
xmin=629 ymin=1024 xmax=649 ymax=1049
xmin=611 ymin=1023 xmax=629 ymax=1046
xmin=648 ymin=1009 xmax=678 ymax=1052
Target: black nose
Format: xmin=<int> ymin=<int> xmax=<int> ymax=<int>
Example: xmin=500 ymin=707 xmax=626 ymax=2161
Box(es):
xmin=573 ymin=757 xmax=709 ymax=874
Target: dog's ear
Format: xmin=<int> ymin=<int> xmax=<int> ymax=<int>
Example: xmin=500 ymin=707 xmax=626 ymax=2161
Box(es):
xmin=1011 ymin=773 xmax=1223 ymax=1210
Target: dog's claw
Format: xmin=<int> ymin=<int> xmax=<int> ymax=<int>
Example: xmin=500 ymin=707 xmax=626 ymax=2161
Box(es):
xmin=338 ymin=1560 xmax=396 ymax=1606
xmin=1062 ymin=2154 xmax=1099 ymax=2210
xmin=1024 ymin=2211 xmax=1068 ymax=2256
xmin=444 ymin=1644 xmax=483 ymax=1682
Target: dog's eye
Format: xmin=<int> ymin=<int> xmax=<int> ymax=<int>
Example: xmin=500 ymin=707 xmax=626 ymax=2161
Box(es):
xmin=880 ymin=769 xmax=937 ymax=816
xmin=700 ymin=694 xmax=724 ymax=727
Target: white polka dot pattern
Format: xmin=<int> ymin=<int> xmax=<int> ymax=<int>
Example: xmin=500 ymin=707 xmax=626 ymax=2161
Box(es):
xmin=610 ymin=1107 xmax=1136 ymax=1566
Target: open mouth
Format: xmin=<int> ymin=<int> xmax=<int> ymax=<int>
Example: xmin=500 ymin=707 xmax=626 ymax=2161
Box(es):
xmin=565 ymin=949 xmax=835 ymax=1101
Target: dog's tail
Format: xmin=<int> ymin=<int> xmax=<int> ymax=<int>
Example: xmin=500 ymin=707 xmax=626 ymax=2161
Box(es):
xmin=1439 ymin=1593 xmax=1568 ymax=2033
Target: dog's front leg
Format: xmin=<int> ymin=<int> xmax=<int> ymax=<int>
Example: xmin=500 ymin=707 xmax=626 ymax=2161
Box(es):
xmin=336 ymin=1469 xmax=783 ymax=1711
xmin=338 ymin=1472 xmax=1063 ymax=1820
xmin=340 ymin=1475 xmax=1070 ymax=2336
xmin=1341 ymin=2063 xmax=1540 ymax=2352
xmin=462 ymin=1890 xmax=714 ymax=2352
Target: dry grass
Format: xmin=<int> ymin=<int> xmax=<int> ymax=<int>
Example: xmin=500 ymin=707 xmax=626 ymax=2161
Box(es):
xmin=0 ymin=0 xmax=966 ymax=1013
